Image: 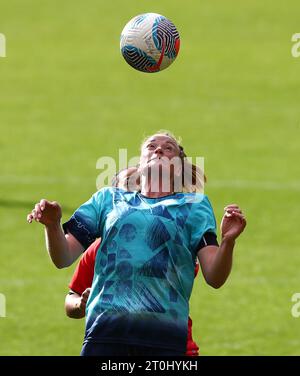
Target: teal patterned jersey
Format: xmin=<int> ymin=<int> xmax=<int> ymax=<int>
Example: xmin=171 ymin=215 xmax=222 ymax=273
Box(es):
xmin=63 ymin=187 xmax=217 ymax=352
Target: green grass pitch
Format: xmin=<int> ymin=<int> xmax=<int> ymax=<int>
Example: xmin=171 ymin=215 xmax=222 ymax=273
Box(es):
xmin=0 ymin=0 xmax=300 ymax=355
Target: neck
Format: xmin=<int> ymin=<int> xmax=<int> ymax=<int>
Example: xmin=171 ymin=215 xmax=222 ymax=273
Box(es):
xmin=140 ymin=176 xmax=174 ymax=198
xmin=140 ymin=190 xmax=174 ymax=198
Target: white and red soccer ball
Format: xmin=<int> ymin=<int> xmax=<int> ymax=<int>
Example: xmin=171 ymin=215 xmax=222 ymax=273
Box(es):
xmin=120 ymin=13 xmax=180 ymax=73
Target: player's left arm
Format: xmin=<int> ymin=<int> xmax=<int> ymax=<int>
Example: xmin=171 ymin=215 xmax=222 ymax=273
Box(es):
xmin=197 ymin=204 xmax=246 ymax=289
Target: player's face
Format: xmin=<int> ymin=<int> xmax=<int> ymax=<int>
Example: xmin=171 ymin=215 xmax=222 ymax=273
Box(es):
xmin=139 ymin=134 xmax=181 ymax=173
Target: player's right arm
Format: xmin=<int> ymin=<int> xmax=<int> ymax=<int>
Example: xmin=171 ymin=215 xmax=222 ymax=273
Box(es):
xmin=65 ymin=288 xmax=91 ymax=319
xmin=27 ymin=199 xmax=84 ymax=268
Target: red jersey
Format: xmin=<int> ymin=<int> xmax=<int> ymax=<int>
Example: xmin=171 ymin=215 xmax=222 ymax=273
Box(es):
xmin=69 ymin=239 xmax=200 ymax=356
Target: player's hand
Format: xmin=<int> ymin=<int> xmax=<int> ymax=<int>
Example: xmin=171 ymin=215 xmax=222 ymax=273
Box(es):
xmin=79 ymin=288 xmax=91 ymax=311
xmin=220 ymin=204 xmax=246 ymax=242
xmin=27 ymin=199 xmax=62 ymax=227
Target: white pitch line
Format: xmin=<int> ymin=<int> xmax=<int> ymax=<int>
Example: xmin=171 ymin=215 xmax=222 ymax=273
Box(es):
xmin=209 ymin=180 xmax=300 ymax=191
xmin=0 ymin=175 xmax=300 ymax=191
xmin=0 ymin=175 xmax=85 ymax=185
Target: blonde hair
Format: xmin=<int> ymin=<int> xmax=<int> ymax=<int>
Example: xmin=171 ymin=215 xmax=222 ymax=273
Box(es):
xmin=113 ymin=130 xmax=206 ymax=193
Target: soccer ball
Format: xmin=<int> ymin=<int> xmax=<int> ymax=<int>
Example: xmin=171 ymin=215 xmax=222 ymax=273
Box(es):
xmin=120 ymin=13 xmax=180 ymax=73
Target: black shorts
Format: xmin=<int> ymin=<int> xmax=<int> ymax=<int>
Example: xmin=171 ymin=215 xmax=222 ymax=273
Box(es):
xmin=81 ymin=342 xmax=184 ymax=356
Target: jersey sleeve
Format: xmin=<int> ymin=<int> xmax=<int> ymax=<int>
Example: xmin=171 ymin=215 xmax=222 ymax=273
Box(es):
xmin=189 ymin=195 xmax=218 ymax=255
xmin=68 ymin=239 xmax=100 ymax=295
xmin=62 ymin=188 xmax=108 ymax=249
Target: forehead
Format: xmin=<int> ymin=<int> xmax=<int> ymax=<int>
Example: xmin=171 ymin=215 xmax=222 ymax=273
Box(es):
xmin=144 ymin=134 xmax=177 ymax=145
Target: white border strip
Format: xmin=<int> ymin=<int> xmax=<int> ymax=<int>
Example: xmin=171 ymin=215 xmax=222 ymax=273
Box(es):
xmin=1 ymin=175 xmax=300 ymax=191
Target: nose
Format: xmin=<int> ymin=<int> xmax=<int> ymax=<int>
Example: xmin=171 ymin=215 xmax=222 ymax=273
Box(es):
xmin=154 ymin=146 xmax=163 ymax=156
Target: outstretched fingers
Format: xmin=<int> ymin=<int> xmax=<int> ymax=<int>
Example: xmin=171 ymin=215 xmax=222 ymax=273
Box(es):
xmin=224 ymin=204 xmax=244 ymax=217
xmin=27 ymin=199 xmax=47 ymax=223
xmin=226 ymin=211 xmax=246 ymax=227
xmin=40 ymin=199 xmax=47 ymax=211
xmin=27 ymin=213 xmax=33 ymax=223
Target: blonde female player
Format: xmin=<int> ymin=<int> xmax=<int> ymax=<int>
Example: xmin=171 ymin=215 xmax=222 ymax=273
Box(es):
xmin=27 ymin=131 xmax=246 ymax=356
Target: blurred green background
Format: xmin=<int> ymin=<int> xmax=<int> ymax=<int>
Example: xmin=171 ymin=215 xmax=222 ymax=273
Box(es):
xmin=0 ymin=0 xmax=300 ymax=355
